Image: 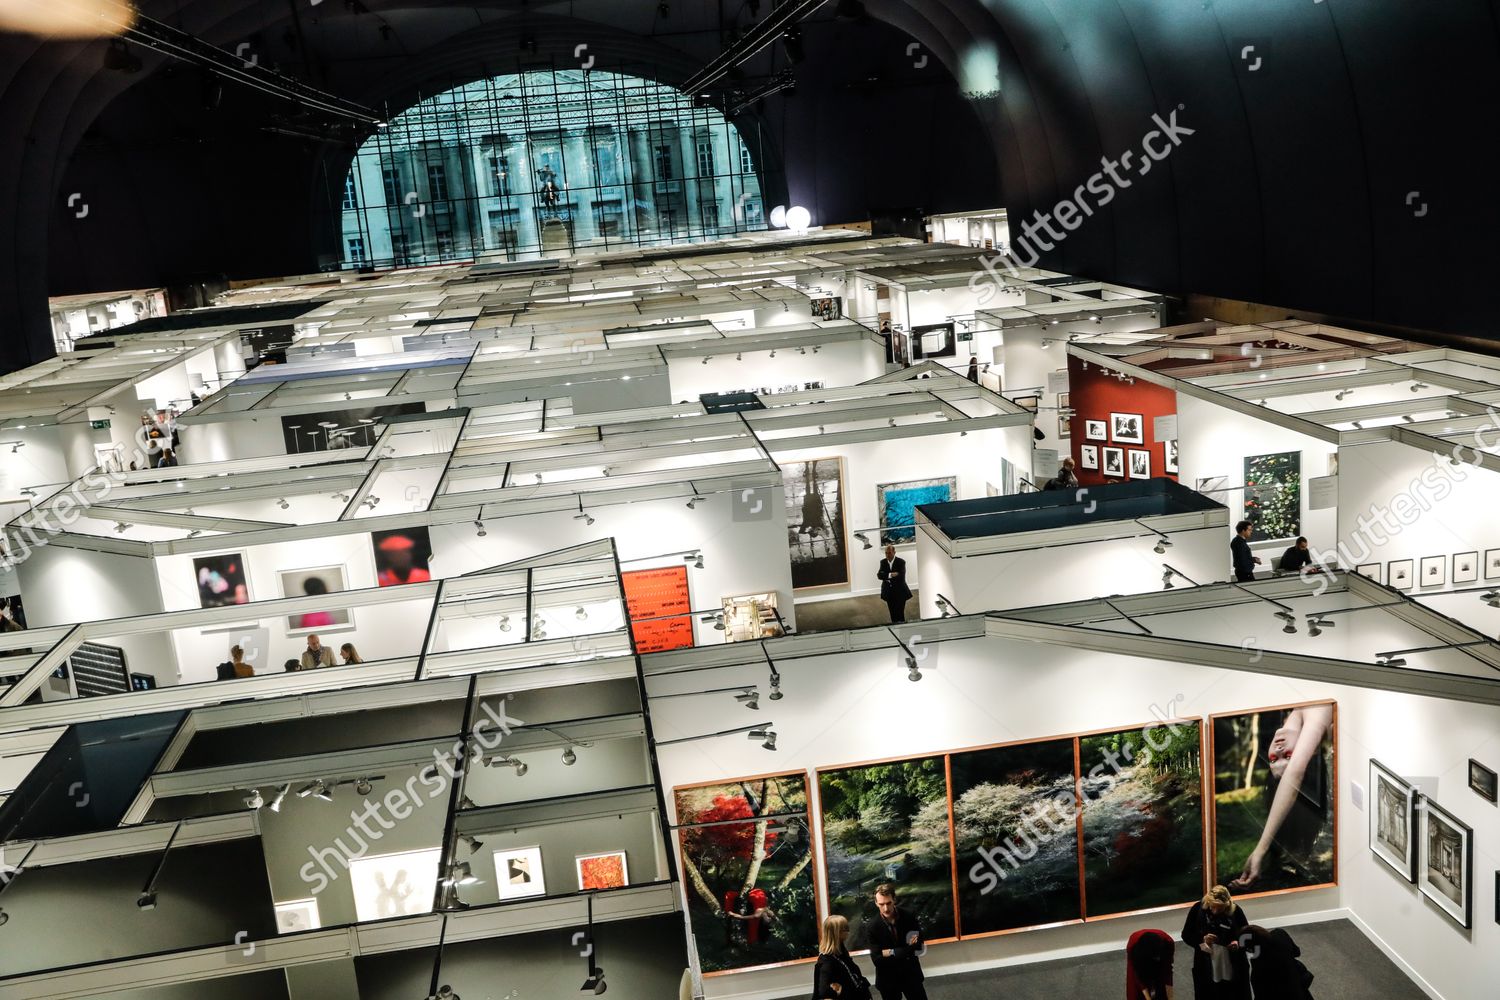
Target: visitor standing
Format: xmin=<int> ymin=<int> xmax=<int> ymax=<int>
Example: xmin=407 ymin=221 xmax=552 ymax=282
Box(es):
xmin=867 ymin=884 xmax=927 ymax=1000
xmin=1181 ymin=886 xmax=1250 ymax=999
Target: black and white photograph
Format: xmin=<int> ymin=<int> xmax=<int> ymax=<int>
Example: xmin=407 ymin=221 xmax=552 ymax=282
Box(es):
xmin=1085 ymin=419 xmax=1107 ymax=441
xmin=1419 ymin=554 xmax=1447 ymax=587
xmin=1110 ymin=411 xmax=1145 ymax=445
xmin=1453 ymin=551 xmax=1479 ymax=585
xmin=1487 ymin=548 xmax=1500 ymax=581
xmin=1128 ymin=448 xmax=1150 ymax=480
xmin=1057 ymin=392 xmax=1071 ymax=438
xmin=1388 ymin=559 xmax=1415 ymax=592
xmin=784 ymin=456 xmax=848 ymax=590
xmin=1164 ymin=437 xmax=1179 ymax=474
xmin=910 ymin=322 xmax=957 ymax=360
xmin=1469 ymin=759 xmax=1497 ymax=803
xmin=1080 ymin=444 xmax=1099 ymax=470
xmin=1355 ymin=563 xmax=1383 ymax=585
xmin=280 ymin=402 xmax=424 ymax=453
xmin=1419 ymin=798 xmax=1473 ymax=927
xmin=1102 ymin=446 xmax=1125 ymax=478
xmin=1370 ymin=759 xmax=1417 ymax=881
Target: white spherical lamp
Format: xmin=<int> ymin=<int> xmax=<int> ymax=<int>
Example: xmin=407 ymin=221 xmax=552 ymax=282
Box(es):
xmin=769 ymin=205 xmax=788 ymax=229
xmin=786 ymin=206 xmax=812 ymax=233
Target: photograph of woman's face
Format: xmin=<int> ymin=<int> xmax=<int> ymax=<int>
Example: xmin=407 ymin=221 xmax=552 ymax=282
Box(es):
xmin=1266 ymin=711 xmax=1304 ymax=780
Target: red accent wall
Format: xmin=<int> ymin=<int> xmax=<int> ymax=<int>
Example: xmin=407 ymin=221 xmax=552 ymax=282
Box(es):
xmin=1066 ymin=355 xmax=1179 ymax=488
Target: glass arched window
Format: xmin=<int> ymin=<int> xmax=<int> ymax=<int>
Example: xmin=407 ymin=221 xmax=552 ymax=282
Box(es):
xmin=337 ymin=70 xmax=767 ymax=269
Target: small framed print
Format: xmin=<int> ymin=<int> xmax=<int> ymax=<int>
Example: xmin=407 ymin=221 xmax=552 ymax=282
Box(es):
xmin=1469 ymin=760 xmax=1498 ymax=803
xmin=1419 ymin=555 xmax=1447 ymax=587
xmin=1164 ymin=438 xmax=1179 ymax=475
xmin=494 ymin=846 xmax=547 ymax=901
xmin=274 ymin=897 xmax=322 ymax=933
xmin=1419 ymin=798 xmax=1473 ymax=928
xmin=1085 ymin=419 xmax=1107 ymax=441
xmin=1370 ymin=759 xmax=1418 ymax=882
xmin=1102 ymin=447 xmax=1125 ymax=478
xmin=1388 ymin=559 xmax=1415 ymax=591
xmin=1080 ymin=445 xmax=1099 ymax=470
xmin=1453 ymin=551 xmax=1479 ymax=585
xmin=1110 ymin=412 xmax=1145 ymax=445
xmin=1015 ymin=395 xmax=1040 ymax=413
xmin=1486 ymin=549 xmax=1500 ymax=581
xmin=1355 ymin=563 xmax=1383 ymax=585
xmin=576 ymin=850 xmax=630 ymax=891
xmin=1127 ymin=448 xmax=1151 ymax=480
xmin=1058 ymin=393 xmax=1071 ymax=439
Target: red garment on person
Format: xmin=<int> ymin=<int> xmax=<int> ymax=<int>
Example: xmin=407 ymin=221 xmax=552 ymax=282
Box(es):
xmin=378 ymin=567 xmax=432 ymax=587
xmin=1126 ymin=928 xmax=1174 ymax=1000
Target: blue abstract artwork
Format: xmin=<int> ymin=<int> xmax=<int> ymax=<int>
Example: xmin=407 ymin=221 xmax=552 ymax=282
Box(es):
xmin=877 ymin=477 xmax=957 ymax=544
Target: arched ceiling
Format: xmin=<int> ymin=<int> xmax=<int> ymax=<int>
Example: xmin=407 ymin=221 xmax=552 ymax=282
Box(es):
xmin=1 ymin=0 xmax=1497 ymax=369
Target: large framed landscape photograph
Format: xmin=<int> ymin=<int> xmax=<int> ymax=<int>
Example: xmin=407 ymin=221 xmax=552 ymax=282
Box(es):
xmin=818 ymin=756 xmax=956 ymax=947
xmin=673 ymin=772 xmax=820 ymax=974
xmin=1210 ymin=701 xmax=1336 ymax=895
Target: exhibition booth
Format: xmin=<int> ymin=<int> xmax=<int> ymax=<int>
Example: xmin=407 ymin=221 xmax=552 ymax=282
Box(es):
xmin=914 ymin=478 xmax=1229 ymax=616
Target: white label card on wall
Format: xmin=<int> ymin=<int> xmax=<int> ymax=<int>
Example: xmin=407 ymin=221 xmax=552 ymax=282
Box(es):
xmin=1153 ymin=413 xmax=1179 ymax=443
xmin=1034 ymin=448 xmax=1060 ymax=480
xmin=1046 ymin=369 xmax=1069 ymax=394
xmin=1309 ymin=475 xmax=1338 ymax=510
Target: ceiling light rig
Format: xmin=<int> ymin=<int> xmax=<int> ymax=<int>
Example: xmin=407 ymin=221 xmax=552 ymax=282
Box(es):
xmin=657 ymin=722 xmax=778 ymax=752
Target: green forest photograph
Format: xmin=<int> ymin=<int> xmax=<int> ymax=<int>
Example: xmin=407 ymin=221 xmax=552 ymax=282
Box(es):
xmin=1080 ymin=722 xmax=1205 ymax=917
xmin=818 ymin=757 xmax=957 ymax=946
xmin=674 ymin=773 xmax=819 ymax=973
xmin=950 ymin=738 xmax=1081 ymax=935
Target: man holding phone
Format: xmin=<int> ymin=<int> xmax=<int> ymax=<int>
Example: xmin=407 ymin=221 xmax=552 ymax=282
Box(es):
xmin=866 ymin=884 xmax=926 ymax=1000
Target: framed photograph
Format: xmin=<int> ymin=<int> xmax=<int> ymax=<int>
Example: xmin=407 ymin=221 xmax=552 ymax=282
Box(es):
xmin=1080 ymin=445 xmax=1099 ymax=471
xmin=877 ymin=476 xmax=956 ymax=546
xmin=1057 ymin=393 xmax=1071 ymax=439
xmin=1164 ymin=438 xmax=1179 ymax=475
xmin=1388 ymin=559 xmax=1415 ymax=591
xmin=129 ymin=672 xmax=156 ymax=691
xmin=274 ymin=897 xmax=322 ymax=933
xmin=278 ymin=566 xmax=353 ymax=635
xmin=1369 ymin=759 xmax=1417 ymax=882
xmin=1419 ymin=555 xmax=1446 ymax=587
xmin=576 ymin=851 xmax=629 ymax=891
xmin=494 ymin=846 xmax=547 ymax=900
xmin=1110 ymin=412 xmax=1145 ymax=445
xmin=1469 ymin=760 xmax=1497 ymax=803
xmin=371 ymin=526 xmax=433 ymax=587
xmin=1015 ymin=395 xmax=1040 ymax=414
xmin=349 ymin=848 xmax=441 ymax=921
xmin=1419 ymin=798 xmax=1473 ymax=927
xmin=193 ymin=553 xmax=250 ymax=608
xmin=1486 ymin=549 xmax=1500 ymax=581
xmin=1102 ymin=447 xmax=1125 ymax=478
xmin=1196 ymin=475 xmax=1228 ymax=496
xmin=1355 ymin=563 xmax=1383 ymax=585
xmin=1243 ymin=452 xmax=1302 ymax=542
xmin=1209 ymin=701 xmax=1337 ymax=894
xmin=1453 ymin=551 xmax=1479 ymax=585
xmin=911 ymin=322 xmax=957 ymax=360
xmin=1127 ymin=449 xmax=1151 ymax=480
xmin=1085 ymin=419 xmax=1107 ymax=442
xmin=785 ymin=457 xmax=849 ymax=590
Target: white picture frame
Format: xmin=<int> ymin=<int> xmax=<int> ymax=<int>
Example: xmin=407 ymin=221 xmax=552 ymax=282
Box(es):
xmin=1418 ymin=797 xmax=1473 ymax=928
xmin=1369 ymin=759 xmax=1416 ymax=883
xmin=1452 ymin=551 xmax=1479 ymax=585
xmin=1128 ymin=449 xmax=1151 ymax=480
xmin=1084 ymin=419 xmax=1107 ymax=442
xmin=349 ymin=848 xmax=441 ymax=922
xmin=1080 ymin=445 xmax=1099 ymax=471
xmin=1388 ymin=559 xmax=1415 ymax=592
xmin=494 ymin=846 xmax=547 ymax=900
xmin=1110 ymin=412 xmax=1145 ymax=445
xmin=1355 ymin=562 xmax=1383 ymax=585
xmin=274 ymin=897 xmax=322 ymax=933
xmin=1419 ymin=555 xmax=1446 ymax=587
xmin=575 ymin=850 xmax=630 ymax=891
xmin=1102 ymin=447 xmax=1125 ymax=478
xmin=1164 ymin=438 xmax=1179 ymax=475
xmin=278 ymin=565 xmax=355 ymax=636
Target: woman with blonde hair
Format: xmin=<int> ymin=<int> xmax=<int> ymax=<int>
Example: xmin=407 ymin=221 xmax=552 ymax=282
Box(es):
xmin=1181 ymin=886 xmax=1250 ymax=999
xmin=813 ymin=914 xmax=871 ymax=999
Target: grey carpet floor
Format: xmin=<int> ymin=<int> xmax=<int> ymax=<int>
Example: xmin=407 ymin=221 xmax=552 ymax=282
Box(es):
xmin=794 ymin=593 xmax=919 ymax=633
xmin=772 ymin=919 xmax=1424 ymax=999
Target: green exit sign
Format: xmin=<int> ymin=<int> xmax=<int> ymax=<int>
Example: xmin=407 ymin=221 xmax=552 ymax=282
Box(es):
xmin=90 ymin=419 xmax=111 ymax=429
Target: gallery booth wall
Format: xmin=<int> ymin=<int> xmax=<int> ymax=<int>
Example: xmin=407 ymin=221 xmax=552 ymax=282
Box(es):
xmin=662 ymin=336 xmax=883 ymax=404
xmin=645 ymin=620 xmax=1500 ymax=1000
xmin=1065 ymin=353 xmax=1181 ymax=490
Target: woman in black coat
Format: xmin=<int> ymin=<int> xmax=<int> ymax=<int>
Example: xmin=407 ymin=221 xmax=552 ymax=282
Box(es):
xmin=813 ymin=914 xmax=871 ymax=999
xmin=1246 ymin=925 xmax=1315 ymax=1000
xmin=1181 ymin=886 xmax=1251 ymax=999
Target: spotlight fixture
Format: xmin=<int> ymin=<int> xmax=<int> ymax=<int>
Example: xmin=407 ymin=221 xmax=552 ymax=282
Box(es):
xmin=701 ymin=356 xmax=711 ymax=365
xmin=458 ymin=834 xmax=484 ymax=853
xmin=475 ymin=520 xmax=486 ymax=537
xmin=494 ymin=755 xmax=528 ymax=776
xmin=575 ymin=606 xmax=588 ymax=621
xmin=268 ymin=784 xmax=290 ymax=812
xmin=799 ymin=346 xmax=807 ymax=355
xmin=769 ymin=349 xmax=776 ymax=358
xmin=562 ymin=746 xmax=577 ymax=766
xmin=906 ymin=657 xmax=922 ymax=682
xmin=136 ymin=891 xmax=158 ymax=911
xmin=1162 ymin=569 xmax=1175 ymax=590
xmin=747 ymin=726 xmax=778 ymax=751
xmin=1307 ymin=616 xmax=1336 ymax=637
xmin=297 ymin=779 xmax=333 ymax=801
xmin=683 ymin=551 xmax=704 ymax=568
xmin=244 ymin=788 xmax=264 ymax=809
xmin=735 ymin=688 xmax=761 ymax=711
xmin=1377 ymin=655 xmax=1408 ymax=668
xmin=888 ymin=418 xmax=897 ymax=427
xmin=499 ymin=615 xmax=511 ymax=632
xmin=1411 ymin=382 xmax=1429 ymax=391
xmin=686 ymin=495 xmax=707 ymax=509
xmin=113 ymin=521 xmax=131 ymax=533
xmin=1335 ymin=389 xmax=1353 ymax=401
xmin=458 ymin=795 xmax=478 ymax=810
xmin=735 ymin=352 xmax=743 ymax=361
xmin=277 ymin=498 xmax=289 ymax=510
xmin=186 ymin=529 xmax=202 ymax=539
xmin=1274 ymin=610 xmax=1298 ymax=634
xmin=443 ymin=861 xmax=481 ymax=887
xmin=354 ymin=777 xmax=373 ymax=796
xmin=1481 ymin=590 xmax=1500 ymax=608
xmin=1350 ymin=421 xmax=1363 ymax=430
xmin=768 ymin=671 xmax=783 ymax=700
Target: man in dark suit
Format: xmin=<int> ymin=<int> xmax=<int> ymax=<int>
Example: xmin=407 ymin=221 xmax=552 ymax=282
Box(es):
xmin=1231 ymin=520 xmax=1261 ymax=582
xmin=877 ymin=545 xmax=912 ymax=624
xmin=867 ymin=883 xmax=926 ymax=1000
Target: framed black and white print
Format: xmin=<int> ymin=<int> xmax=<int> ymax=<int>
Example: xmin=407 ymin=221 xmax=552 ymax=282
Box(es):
xmin=1370 ymin=759 xmax=1417 ymax=882
xmin=1388 ymin=559 xmax=1415 ymax=591
xmin=1453 ymin=551 xmax=1479 ymax=585
xmin=1419 ymin=555 xmax=1447 ymax=587
xmin=1085 ymin=419 xmax=1107 ymax=442
xmin=1469 ymin=760 xmax=1497 ymax=803
xmin=1057 ymin=393 xmax=1071 ymax=439
xmin=1102 ymin=447 xmax=1125 ymax=478
xmin=1110 ymin=412 xmax=1145 ymax=445
xmin=1355 ymin=563 xmax=1383 ymax=585
xmin=1486 ymin=549 xmax=1500 ymax=581
xmin=1419 ymin=797 xmax=1473 ymax=927
xmin=1164 ymin=438 xmax=1179 ymax=475
xmin=1080 ymin=445 xmax=1099 ymax=470
xmin=1128 ymin=449 xmax=1151 ymax=480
